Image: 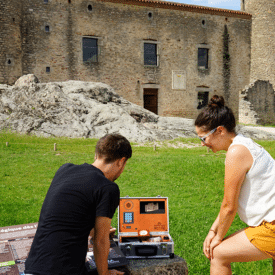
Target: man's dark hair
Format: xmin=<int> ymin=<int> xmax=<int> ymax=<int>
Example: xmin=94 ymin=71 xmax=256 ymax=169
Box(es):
xmin=95 ymin=134 xmax=132 ymax=163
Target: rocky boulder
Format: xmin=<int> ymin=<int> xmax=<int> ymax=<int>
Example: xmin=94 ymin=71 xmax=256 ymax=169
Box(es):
xmin=1 ymin=75 xmax=275 ymax=142
xmin=0 ymin=75 xmax=197 ymax=142
xmin=14 ymin=74 xmax=39 ymax=87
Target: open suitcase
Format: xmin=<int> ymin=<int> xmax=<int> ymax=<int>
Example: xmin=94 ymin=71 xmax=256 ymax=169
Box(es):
xmin=118 ymin=196 xmax=174 ymax=259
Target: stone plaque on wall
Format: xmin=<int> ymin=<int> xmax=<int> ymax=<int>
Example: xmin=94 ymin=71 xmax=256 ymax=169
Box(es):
xmin=145 ymin=70 xmax=157 ymax=83
xmin=172 ymin=71 xmax=186 ymax=90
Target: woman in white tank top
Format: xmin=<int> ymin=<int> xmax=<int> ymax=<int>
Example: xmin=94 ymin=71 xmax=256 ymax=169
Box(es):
xmin=195 ymin=95 xmax=275 ymax=275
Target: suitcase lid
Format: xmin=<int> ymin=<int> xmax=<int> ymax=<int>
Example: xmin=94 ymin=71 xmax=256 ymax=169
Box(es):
xmin=118 ymin=196 xmax=169 ymax=235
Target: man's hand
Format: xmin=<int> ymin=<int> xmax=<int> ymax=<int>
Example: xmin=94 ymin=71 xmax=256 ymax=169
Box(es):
xmin=109 ymin=227 xmax=116 ymax=239
xmin=108 ymin=269 xmax=124 ymax=274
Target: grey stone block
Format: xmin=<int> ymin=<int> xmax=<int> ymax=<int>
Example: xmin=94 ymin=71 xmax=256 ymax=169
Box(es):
xmin=127 ymin=255 xmax=188 ymax=275
xmin=111 ymin=255 xmax=188 ymax=275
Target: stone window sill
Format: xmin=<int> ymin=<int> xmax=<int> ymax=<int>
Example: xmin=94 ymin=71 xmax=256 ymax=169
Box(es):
xmin=144 ymin=65 xmax=158 ymax=68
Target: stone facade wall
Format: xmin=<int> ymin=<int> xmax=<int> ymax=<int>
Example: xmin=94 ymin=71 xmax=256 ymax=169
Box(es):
xmin=244 ymin=0 xmax=275 ymax=87
xmin=0 ymin=0 xmax=23 ymax=85
xmin=239 ymin=80 xmax=275 ymax=125
xmin=238 ymin=0 xmax=275 ymax=125
xmin=0 ymin=0 xmax=251 ymax=119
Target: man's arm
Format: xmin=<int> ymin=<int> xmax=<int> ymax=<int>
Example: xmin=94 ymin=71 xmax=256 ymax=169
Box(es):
xmin=93 ymin=216 xmax=112 ymax=275
xmin=90 ymin=227 xmax=116 ymax=240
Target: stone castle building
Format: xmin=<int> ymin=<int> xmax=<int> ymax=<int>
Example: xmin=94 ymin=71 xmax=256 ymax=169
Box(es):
xmin=0 ymin=0 xmax=272 ymax=122
xmin=238 ymin=0 xmax=275 ymax=125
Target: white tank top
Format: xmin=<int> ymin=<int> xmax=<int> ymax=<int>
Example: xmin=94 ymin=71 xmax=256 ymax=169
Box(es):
xmin=228 ymin=134 xmax=275 ymax=226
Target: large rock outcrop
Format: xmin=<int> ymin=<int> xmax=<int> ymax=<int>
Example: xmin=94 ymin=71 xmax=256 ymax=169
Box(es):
xmin=1 ymin=75 xmax=275 ymax=142
xmin=0 ymin=75 xmax=197 ymax=142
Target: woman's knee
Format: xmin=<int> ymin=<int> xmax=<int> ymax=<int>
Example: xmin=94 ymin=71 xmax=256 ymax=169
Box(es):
xmin=212 ymin=244 xmax=231 ymax=265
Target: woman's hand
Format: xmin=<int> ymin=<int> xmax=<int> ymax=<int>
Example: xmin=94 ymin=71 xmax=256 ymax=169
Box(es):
xmin=209 ymin=235 xmax=222 ymax=260
xmin=203 ymin=230 xmax=216 ymax=260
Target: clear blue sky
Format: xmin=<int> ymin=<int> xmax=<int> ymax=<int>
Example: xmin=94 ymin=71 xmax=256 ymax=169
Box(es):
xmin=171 ymin=0 xmax=240 ymax=11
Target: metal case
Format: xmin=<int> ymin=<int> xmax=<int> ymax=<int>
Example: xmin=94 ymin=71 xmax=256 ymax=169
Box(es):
xmin=118 ymin=196 xmax=174 ymax=259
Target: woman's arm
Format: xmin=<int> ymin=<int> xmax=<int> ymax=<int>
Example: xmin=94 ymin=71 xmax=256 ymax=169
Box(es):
xmin=210 ymin=213 xmax=220 ymax=233
xmin=209 ymin=144 xmax=253 ymax=259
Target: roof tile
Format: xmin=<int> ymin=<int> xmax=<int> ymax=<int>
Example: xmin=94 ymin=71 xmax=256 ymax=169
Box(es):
xmin=97 ymin=0 xmax=251 ymax=19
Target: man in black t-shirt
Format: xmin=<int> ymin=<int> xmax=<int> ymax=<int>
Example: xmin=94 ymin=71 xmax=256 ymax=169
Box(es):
xmin=24 ymin=134 xmax=132 ymax=275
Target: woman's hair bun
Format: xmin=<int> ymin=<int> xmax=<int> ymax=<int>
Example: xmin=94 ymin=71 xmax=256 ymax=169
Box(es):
xmin=208 ymin=95 xmax=225 ymax=108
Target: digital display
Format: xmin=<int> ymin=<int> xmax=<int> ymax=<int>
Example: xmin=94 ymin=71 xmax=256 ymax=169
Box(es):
xmin=123 ymin=212 xmax=134 ymax=224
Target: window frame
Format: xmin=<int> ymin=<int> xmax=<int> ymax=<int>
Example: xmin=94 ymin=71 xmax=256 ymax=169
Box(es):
xmin=201 ymin=18 xmax=207 ymax=28
xmin=43 ymin=22 xmax=51 ymax=33
xmin=195 ymin=87 xmax=212 ymax=110
xmin=198 ymin=48 xmax=209 ymax=69
xmin=6 ymin=56 xmax=14 ymax=66
xmin=143 ymin=41 xmax=160 ymax=67
xmin=196 ymin=44 xmax=211 ymax=71
xmin=82 ymin=36 xmax=102 ymax=64
xmin=197 ymin=91 xmax=209 ymax=109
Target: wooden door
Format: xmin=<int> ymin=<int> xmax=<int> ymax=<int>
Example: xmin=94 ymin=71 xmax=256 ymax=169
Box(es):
xmin=143 ymin=89 xmax=158 ymax=115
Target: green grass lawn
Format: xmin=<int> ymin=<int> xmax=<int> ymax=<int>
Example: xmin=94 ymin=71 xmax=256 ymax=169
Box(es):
xmin=0 ymin=131 xmax=274 ymax=274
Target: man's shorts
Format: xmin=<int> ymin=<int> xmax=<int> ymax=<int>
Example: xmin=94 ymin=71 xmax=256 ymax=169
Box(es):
xmin=245 ymin=220 xmax=275 ymax=259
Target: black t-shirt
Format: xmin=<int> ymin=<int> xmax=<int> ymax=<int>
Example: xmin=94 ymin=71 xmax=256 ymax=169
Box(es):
xmin=24 ymin=163 xmax=120 ymax=275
